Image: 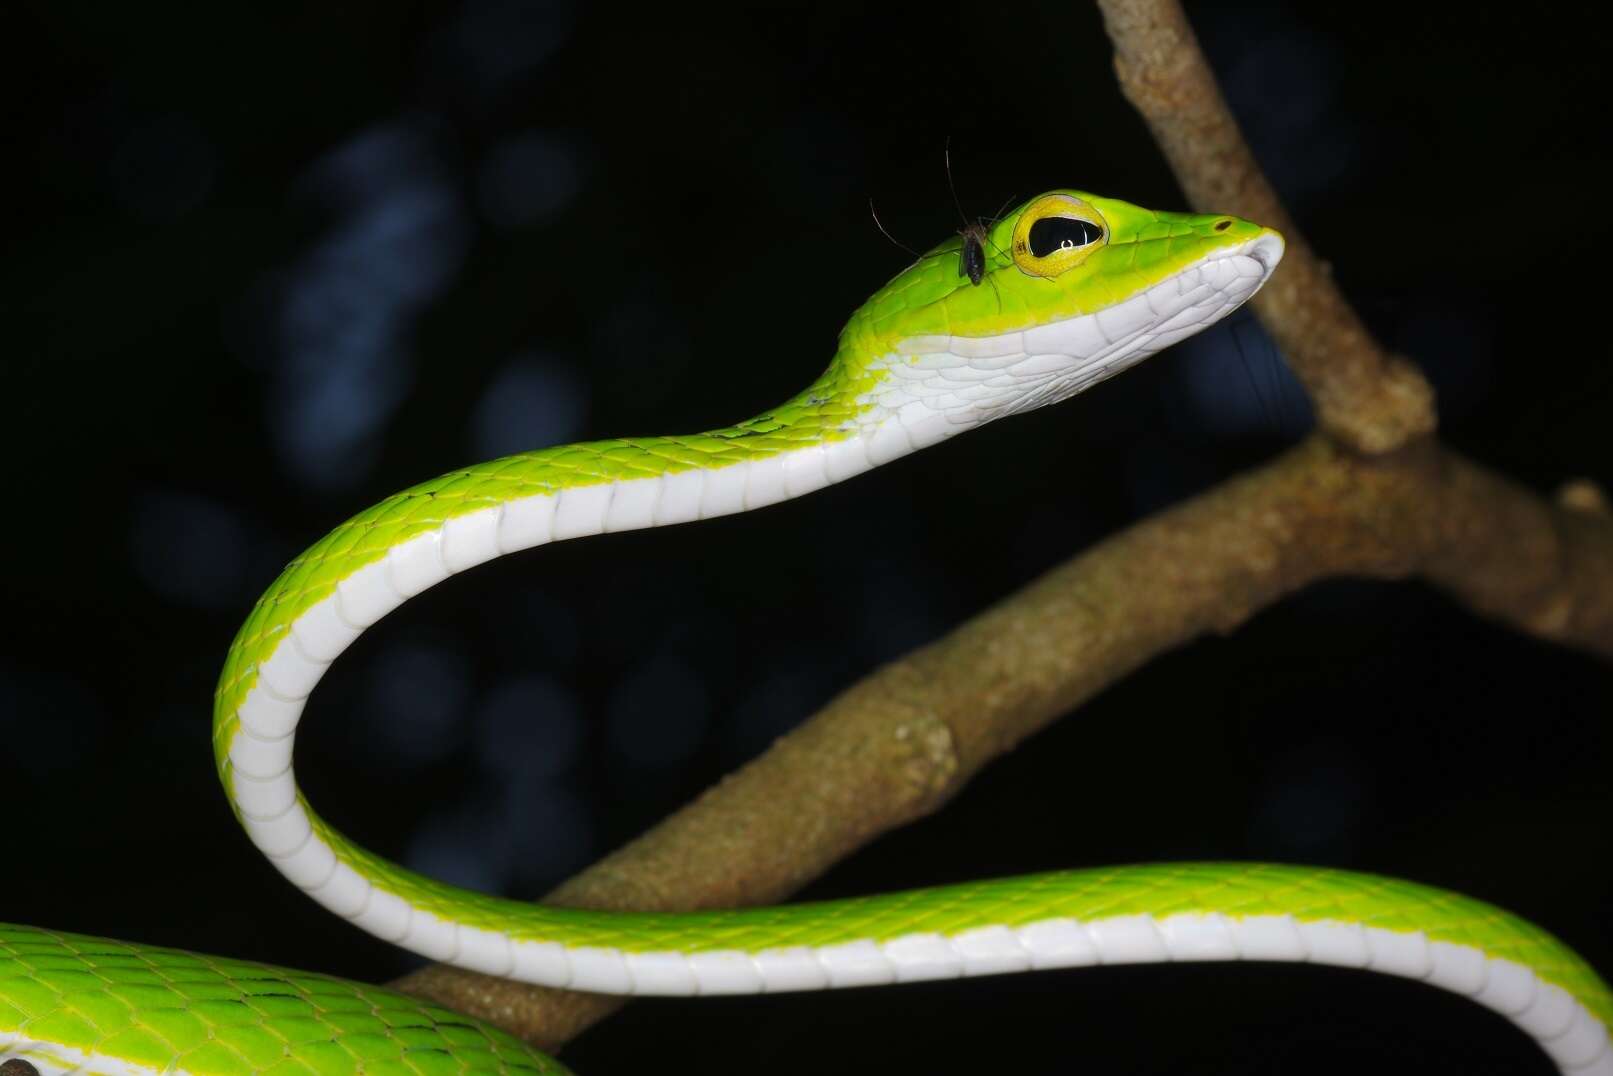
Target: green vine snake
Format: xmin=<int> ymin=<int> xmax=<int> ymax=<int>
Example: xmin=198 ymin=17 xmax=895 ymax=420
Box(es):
xmin=4 ymin=190 xmax=1608 ymax=1074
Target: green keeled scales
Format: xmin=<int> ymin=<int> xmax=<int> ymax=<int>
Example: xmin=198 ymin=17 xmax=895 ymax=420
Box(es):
xmin=3 ymin=192 xmax=1607 ymax=1074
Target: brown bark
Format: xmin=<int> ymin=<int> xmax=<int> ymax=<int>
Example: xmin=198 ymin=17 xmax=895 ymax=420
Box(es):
xmin=391 ymin=0 xmax=1613 ymax=1053
xmin=1096 ymin=0 xmax=1436 ymax=455
xmin=393 ymin=440 xmax=1613 ymax=1049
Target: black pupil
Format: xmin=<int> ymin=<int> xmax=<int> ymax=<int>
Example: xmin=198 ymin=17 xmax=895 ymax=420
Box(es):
xmin=1028 ymin=217 xmax=1102 ymax=258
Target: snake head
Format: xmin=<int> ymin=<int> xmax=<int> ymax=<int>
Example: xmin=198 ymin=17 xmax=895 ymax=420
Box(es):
xmin=838 ymin=190 xmax=1284 ymax=440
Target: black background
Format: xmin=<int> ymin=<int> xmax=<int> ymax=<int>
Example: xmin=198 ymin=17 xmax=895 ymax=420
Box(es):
xmin=7 ymin=2 xmax=1612 ymax=1073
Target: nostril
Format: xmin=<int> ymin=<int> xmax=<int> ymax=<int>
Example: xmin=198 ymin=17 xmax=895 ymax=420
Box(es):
xmin=1214 ymin=219 xmax=1232 ymax=232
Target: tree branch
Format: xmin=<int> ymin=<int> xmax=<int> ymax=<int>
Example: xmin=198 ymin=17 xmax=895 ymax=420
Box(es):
xmin=392 ymin=0 xmax=1613 ymax=1052
xmin=394 ymin=438 xmax=1613 ymax=1048
xmin=1096 ymin=0 xmax=1436 ymax=455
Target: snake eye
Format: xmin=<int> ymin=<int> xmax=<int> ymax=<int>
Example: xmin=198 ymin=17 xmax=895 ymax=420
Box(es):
xmin=1027 ymin=217 xmax=1102 ymax=258
xmin=1011 ymin=193 xmax=1108 ymax=279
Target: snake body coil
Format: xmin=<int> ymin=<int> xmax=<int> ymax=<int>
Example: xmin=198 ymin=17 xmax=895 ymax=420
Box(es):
xmin=4 ymin=192 xmax=1607 ymax=1074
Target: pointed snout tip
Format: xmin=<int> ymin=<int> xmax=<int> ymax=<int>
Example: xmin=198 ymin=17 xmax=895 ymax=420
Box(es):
xmin=1247 ymin=228 xmax=1286 ymax=276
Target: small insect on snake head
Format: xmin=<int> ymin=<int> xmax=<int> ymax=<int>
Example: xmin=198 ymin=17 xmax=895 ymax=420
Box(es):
xmin=957 ymin=222 xmax=988 ymax=286
xmin=944 ymin=139 xmax=1003 ymax=288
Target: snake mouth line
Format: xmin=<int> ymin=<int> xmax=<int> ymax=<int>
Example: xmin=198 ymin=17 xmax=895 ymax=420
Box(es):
xmin=1157 ymin=229 xmax=1284 ymax=319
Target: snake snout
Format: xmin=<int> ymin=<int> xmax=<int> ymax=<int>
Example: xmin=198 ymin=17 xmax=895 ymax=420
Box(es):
xmin=1245 ymin=230 xmax=1285 ymax=277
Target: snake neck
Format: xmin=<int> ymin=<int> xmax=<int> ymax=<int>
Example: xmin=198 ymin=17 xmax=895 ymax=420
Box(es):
xmin=210 ymin=354 xmax=902 ymax=776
